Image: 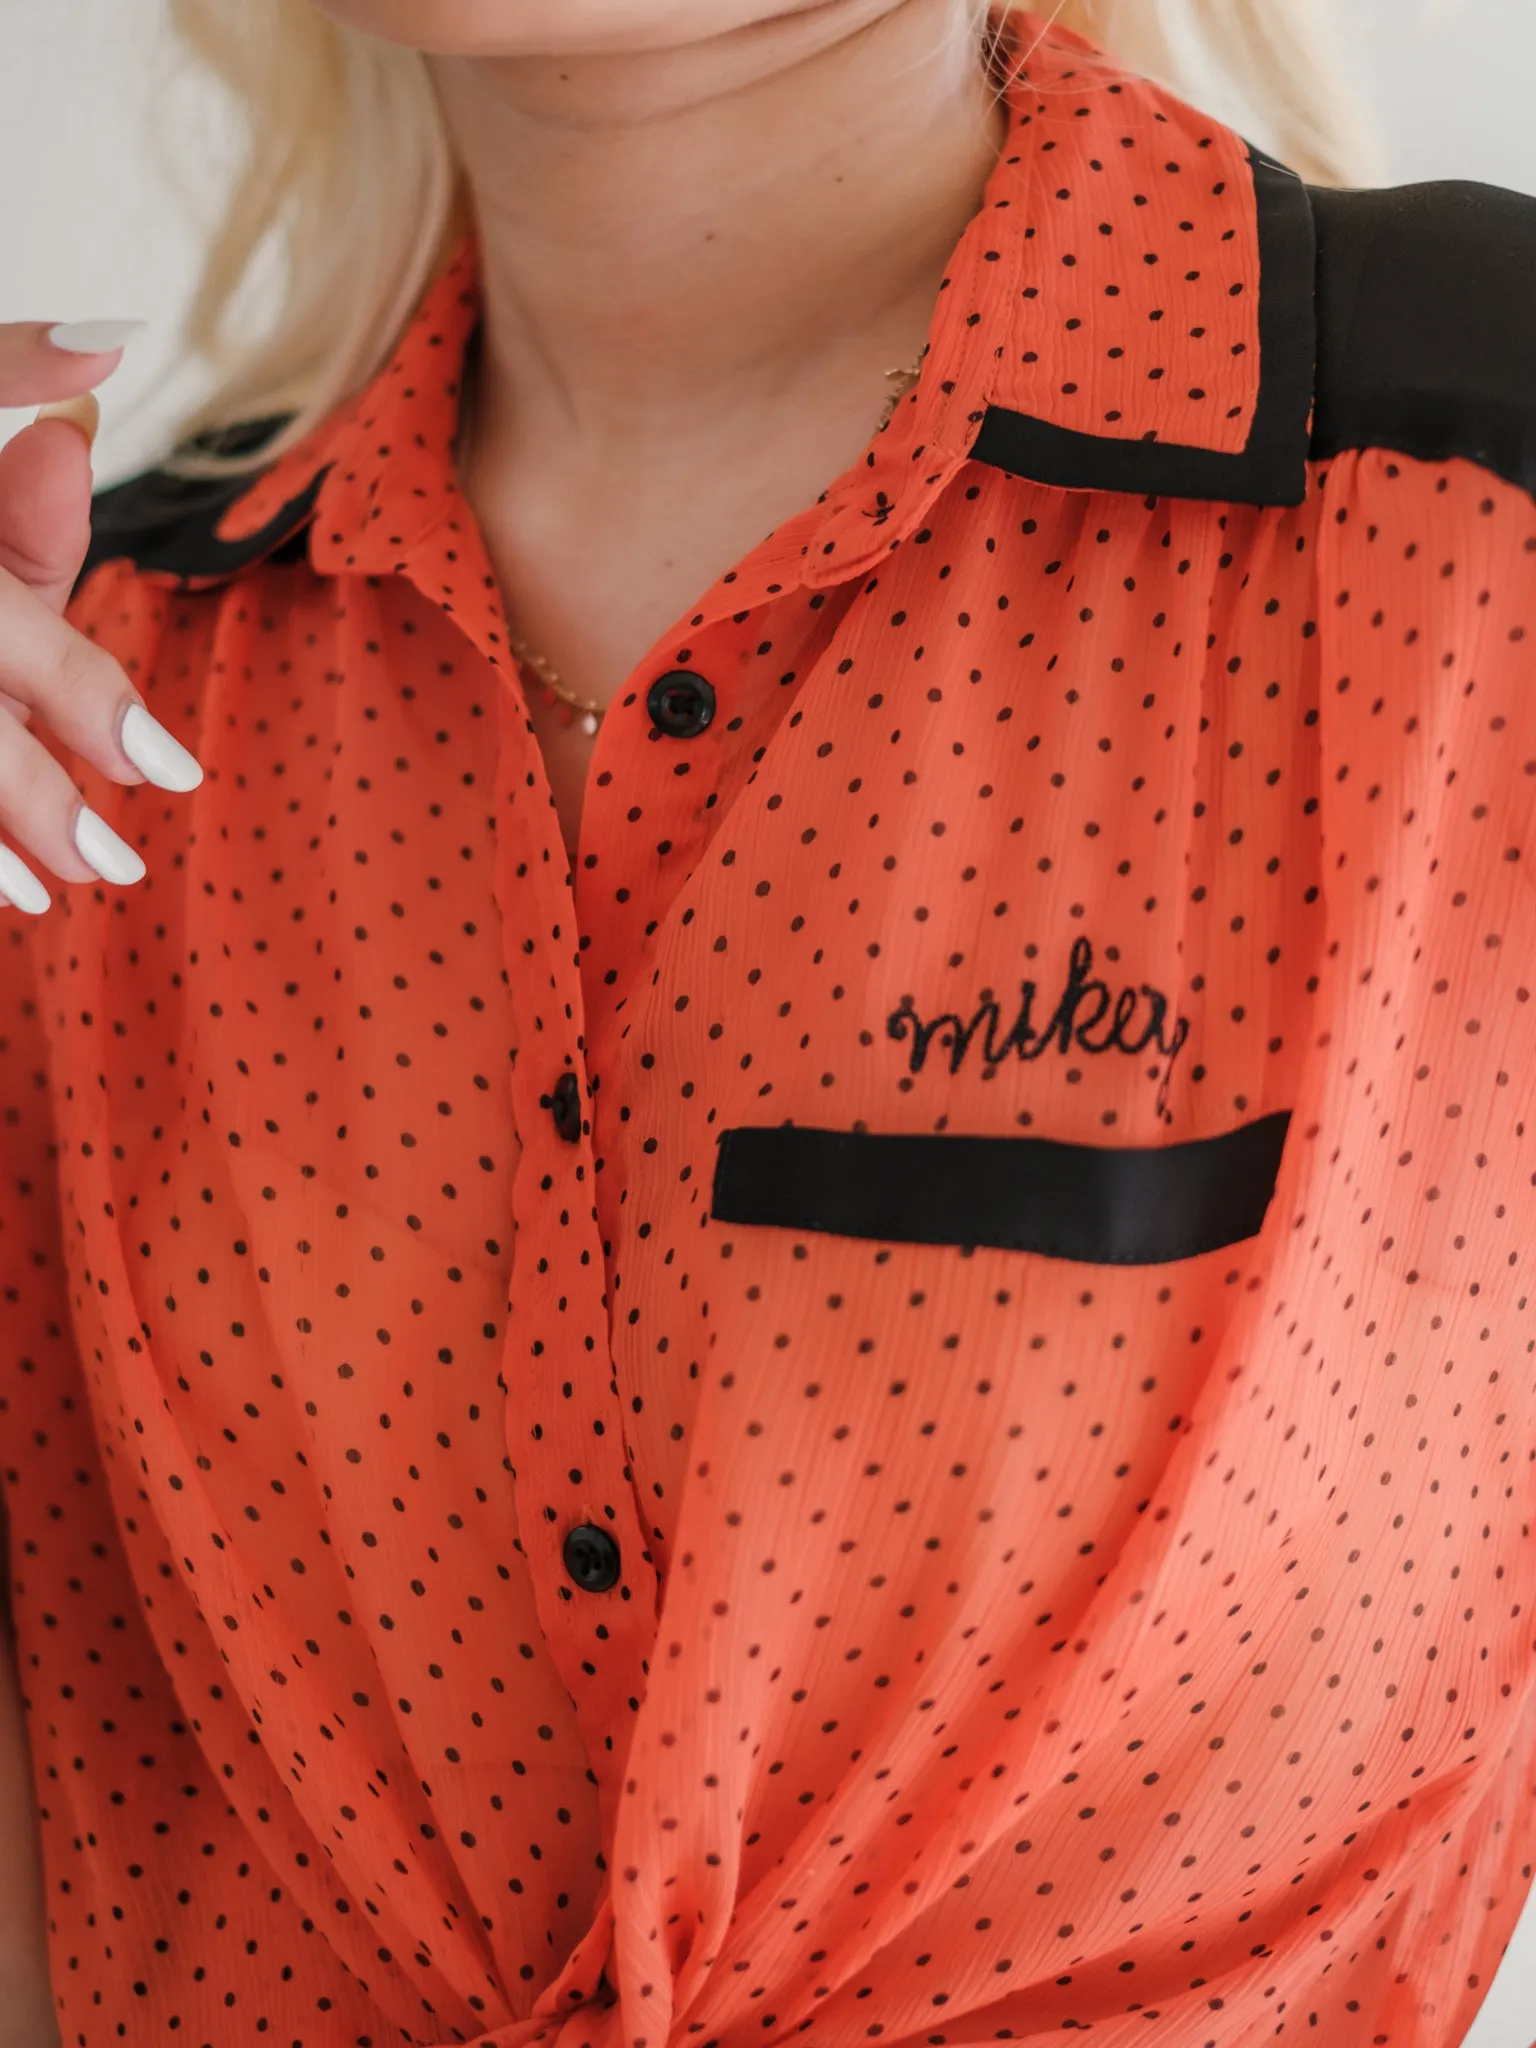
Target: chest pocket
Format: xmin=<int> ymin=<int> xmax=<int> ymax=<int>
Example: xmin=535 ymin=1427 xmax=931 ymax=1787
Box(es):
xmin=710 ymin=1112 xmax=1291 ymax=1267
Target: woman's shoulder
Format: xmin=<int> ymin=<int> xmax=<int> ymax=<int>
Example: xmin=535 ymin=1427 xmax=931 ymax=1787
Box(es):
xmin=75 ymin=414 xmax=319 ymax=600
xmin=1309 ymin=177 xmax=1536 ymax=496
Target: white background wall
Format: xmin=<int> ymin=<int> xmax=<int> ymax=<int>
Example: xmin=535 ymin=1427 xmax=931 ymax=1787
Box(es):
xmin=1 ymin=5 xmax=1534 ymax=2044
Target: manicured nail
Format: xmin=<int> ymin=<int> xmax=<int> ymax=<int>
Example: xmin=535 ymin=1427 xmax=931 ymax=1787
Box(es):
xmin=120 ymin=704 xmax=204 ymax=793
xmin=34 ymin=393 xmax=101 ymax=451
xmin=74 ymin=807 xmax=146 ymax=886
xmin=47 ymin=319 xmax=146 ymax=356
xmin=0 ymin=845 xmax=51 ymax=915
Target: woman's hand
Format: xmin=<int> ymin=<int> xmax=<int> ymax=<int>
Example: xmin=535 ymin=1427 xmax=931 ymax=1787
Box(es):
xmin=0 ymin=320 xmax=203 ymax=916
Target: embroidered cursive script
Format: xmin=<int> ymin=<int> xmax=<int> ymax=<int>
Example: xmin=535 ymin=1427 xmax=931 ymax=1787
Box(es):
xmin=887 ymin=936 xmax=1191 ymax=1124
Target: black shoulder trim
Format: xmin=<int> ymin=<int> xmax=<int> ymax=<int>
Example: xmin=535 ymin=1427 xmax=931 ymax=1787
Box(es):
xmin=1309 ymin=179 xmax=1536 ymax=494
xmin=77 ymin=416 xmax=326 ymax=593
xmin=970 ymin=149 xmax=1317 ymax=508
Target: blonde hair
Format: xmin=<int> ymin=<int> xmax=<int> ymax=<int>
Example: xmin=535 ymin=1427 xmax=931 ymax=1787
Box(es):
xmin=164 ymin=0 xmax=1383 ymax=478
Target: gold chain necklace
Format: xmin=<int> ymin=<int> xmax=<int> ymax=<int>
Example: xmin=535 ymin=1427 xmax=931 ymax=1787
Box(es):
xmin=502 ymin=353 xmax=926 ymax=736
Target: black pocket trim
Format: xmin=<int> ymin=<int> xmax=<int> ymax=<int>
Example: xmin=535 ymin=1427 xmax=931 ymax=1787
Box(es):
xmin=711 ymin=1112 xmax=1292 ymax=1266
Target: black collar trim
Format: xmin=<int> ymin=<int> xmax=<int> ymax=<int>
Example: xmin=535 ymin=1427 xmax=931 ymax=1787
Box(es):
xmin=80 ymin=153 xmax=1329 ymax=595
xmin=969 ymin=150 xmax=1318 ymax=508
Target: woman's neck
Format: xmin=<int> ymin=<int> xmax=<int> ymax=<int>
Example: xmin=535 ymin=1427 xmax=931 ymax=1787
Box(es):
xmin=431 ymin=0 xmax=1008 ymax=454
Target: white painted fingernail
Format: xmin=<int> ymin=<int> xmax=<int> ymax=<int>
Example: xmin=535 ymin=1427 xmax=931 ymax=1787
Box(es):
xmin=0 ymin=845 xmax=51 ymax=915
xmin=74 ymin=807 xmax=146 ymax=886
xmin=47 ymin=319 xmax=146 ymax=356
xmin=120 ymin=704 xmax=203 ymax=793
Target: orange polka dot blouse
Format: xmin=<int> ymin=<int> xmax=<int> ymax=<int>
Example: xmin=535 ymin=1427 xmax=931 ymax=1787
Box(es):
xmin=4 ymin=26 xmax=1536 ymax=2048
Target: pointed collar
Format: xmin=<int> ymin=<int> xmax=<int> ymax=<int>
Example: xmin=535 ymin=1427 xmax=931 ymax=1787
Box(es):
xmin=100 ymin=13 xmax=1317 ymax=598
xmin=801 ymin=17 xmax=1317 ymax=584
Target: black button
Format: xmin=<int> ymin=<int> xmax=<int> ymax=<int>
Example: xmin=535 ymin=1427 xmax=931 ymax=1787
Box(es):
xmin=551 ymin=1071 xmax=583 ymax=1145
xmin=646 ymin=670 xmax=716 ymax=739
xmin=562 ymin=1524 xmax=620 ymax=1594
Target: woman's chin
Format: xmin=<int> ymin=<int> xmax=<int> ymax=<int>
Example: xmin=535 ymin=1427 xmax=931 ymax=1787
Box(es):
xmin=307 ymin=0 xmax=851 ymax=58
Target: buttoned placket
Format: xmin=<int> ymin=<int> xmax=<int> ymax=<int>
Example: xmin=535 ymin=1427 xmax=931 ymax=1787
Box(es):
xmin=324 ymin=458 xmax=971 ymax=1827
xmin=241 ymin=171 xmax=1025 ymax=2013
xmin=296 ymin=478 xmax=653 ymax=1951
xmin=413 ymin=555 xmax=660 ymax=1773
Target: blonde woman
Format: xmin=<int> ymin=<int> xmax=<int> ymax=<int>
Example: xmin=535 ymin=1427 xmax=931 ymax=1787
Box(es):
xmin=1 ymin=5 xmax=1534 ymax=2046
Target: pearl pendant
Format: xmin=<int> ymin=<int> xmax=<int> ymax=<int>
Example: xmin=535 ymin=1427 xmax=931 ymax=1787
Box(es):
xmin=580 ymin=710 xmax=599 ymax=737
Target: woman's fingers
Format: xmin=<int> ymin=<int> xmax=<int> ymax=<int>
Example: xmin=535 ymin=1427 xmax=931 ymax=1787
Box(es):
xmin=0 ymin=315 xmax=197 ymax=914
xmin=0 ymin=410 xmax=98 ymax=613
xmin=0 ymin=562 xmax=202 ymax=905
xmin=0 ymin=561 xmax=200 ymax=788
xmin=0 ymin=698 xmax=149 ymax=908
xmin=0 ymin=319 xmax=143 ymax=410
